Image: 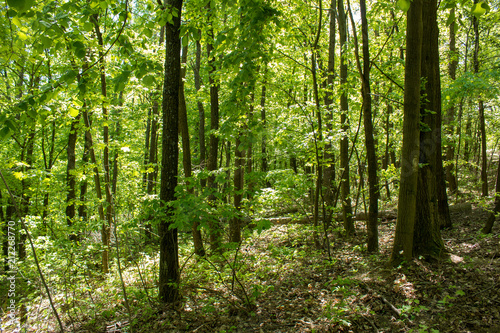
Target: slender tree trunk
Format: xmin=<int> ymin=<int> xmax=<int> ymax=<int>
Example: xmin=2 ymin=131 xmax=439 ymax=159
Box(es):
xmin=383 ymin=96 xmax=393 ymax=199
xmin=143 ymin=107 xmax=151 ymax=189
xmin=19 ymin=129 xmax=35 ymax=261
xmin=145 ymin=28 xmax=164 ymax=240
xmin=338 ymin=0 xmax=354 ymax=235
xmin=246 ymin=93 xmax=254 ymax=199
xmin=391 ymin=0 xmax=423 ymax=263
xmin=194 ymin=34 xmax=207 ymax=189
xmin=260 ymin=66 xmax=269 ymax=183
xmin=207 ymin=4 xmax=221 ymax=251
xmin=79 ymin=119 xmax=90 ymax=221
xmin=323 ymin=0 xmax=336 ymax=227
xmin=82 ymin=111 xmax=106 ymax=268
xmin=112 ymin=92 xmax=123 ymax=196
xmin=231 ymin=136 xmax=244 ymax=243
xmin=473 ymin=4 xmax=488 ymax=197
xmin=445 ymin=6 xmax=458 ymax=195
xmin=358 ymin=0 xmax=379 ymax=252
xmin=65 ymin=110 xmax=80 ymax=242
xmin=179 ymin=44 xmax=205 ymax=256
xmin=93 ymin=15 xmax=114 ymax=274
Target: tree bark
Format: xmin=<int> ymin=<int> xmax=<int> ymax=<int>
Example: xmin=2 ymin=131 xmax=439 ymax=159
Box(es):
xmin=93 ymin=15 xmax=114 ymax=274
xmin=207 ymin=4 xmax=221 ymax=252
xmin=231 ymin=136 xmax=244 ymax=243
xmin=322 ymin=0 xmax=336 ymax=227
xmin=473 ymin=5 xmax=488 ymax=197
xmin=359 ymin=0 xmax=379 ymax=252
xmin=179 ymin=44 xmax=205 ymax=256
xmin=338 ymin=0 xmax=354 ymax=235
xmin=391 ymin=0 xmax=423 ymax=263
xmin=445 ymin=6 xmax=458 ymax=195
xmin=158 ymin=0 xmax=183 ymax=303
xmin=194 ymin=34 xmax=207 ymax=189
xmin=483 ymin=151 xmax=500 ymax=233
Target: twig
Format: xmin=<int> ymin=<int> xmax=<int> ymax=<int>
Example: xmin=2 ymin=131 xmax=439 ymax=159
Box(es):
xmin=378 ymin=294 xmax=401 ymax=317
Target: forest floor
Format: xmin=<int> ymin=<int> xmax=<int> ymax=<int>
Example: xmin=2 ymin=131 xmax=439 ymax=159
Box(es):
xmin=2 ymin=206 xmax=500 ymax=333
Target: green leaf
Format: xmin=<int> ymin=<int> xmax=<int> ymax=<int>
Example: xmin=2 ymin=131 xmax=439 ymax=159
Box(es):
xmin=446 ymin=10 xmax=455 ymax=26
xmin=68 ymin=107 xmax=79 ymax=118
xmin=143 ymin=28 xmax=152 ymax=39
xmin=142 ymin=74 xmax=155 ymax=87
xmin=0 ymin=126 xmax=12 ymax=141
xmin=7 ymin=0 xmax=33 ymax=12
xmin=41 ymin=36 xmax=52 ymax=48
xmin=83 ymin=22 xmax=94 ymax=32
xmin=471 ymin=1 xmax=490 ymax=18
xmin=397 ymin=0 xmax=410 ymax=13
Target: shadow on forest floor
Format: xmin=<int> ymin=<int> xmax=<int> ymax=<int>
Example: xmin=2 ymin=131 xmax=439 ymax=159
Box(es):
xmin=2 ymin=207 xmax=499 ymax=333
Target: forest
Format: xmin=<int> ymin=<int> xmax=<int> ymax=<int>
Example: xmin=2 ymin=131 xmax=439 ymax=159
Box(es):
xmin=0 ymin=0 xmax=499 ymax=331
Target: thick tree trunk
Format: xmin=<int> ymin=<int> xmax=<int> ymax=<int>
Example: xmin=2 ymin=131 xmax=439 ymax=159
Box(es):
xmin=338 ymin=0 xmax=354 ymax=235
xmin=158 ymin=0 xmax=183 ymax=303
xmin=391 ymin=0 xmax=423 ymax=263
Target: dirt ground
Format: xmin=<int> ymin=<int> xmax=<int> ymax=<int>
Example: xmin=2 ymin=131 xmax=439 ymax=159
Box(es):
xmin=120 ymin=206 xmax=499 ymax=333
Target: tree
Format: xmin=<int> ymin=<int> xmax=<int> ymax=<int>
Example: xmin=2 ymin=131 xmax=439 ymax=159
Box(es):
xmin=351 ymin=0 xmax=379 ymax=252
xmin=158 ymin=0 xmax=183 ymax=303
xmin=483 ymin=150 xmax=500 ymax=233
xmin=413 ymin=0 xmax=446 ymax=257
xmin=338 ymin=0 xmax=354 ymax=236
xmin=391 ymin=0 xmax=423 ymax=262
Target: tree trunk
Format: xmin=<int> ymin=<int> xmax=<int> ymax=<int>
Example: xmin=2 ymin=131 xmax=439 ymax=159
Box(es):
xmin=65 ymin=109 xmax=80 ymax=242
xmin=391 ymin=0 xmax=423 ymax=263
xmin=473 ymin=7 xmax=488 ymax=197
xmin=483 ymin=151 xmax=500 ymax=233
xmin=112 ymin=92 xmax=122 ymax=196
xmin=143 ymin=107 xmax=151 ymax=189
xmin=260 ymin=67 xmax=269 ymax=184
xmin=78 ymin=120 xmax=91 ymax=221
xmin=158 ymin=0 xmax=183 ymax=303
xmin=322 ymin=0 xmax=336 ymax=227
xmin=445 ymin=6 xmax=458 ymax=195
xmin=231 ymin=136 xmax=244 ymax=243
xmin=207 ymin=5 xmax=221 ymax=252
xmin=338 ymin=0 xmax=354 ymax=235
xmin=179 ymin=44 xmax=205 ymax=257
xmin=359 ymin=0 xmax=379 ymax=252
xmin=145 ymin=28 xmax=164 ymax=240
xmin=93 ymin=15 xmax=114 ymax=274
xmin=194 ymin=33 xmax=207 ymax=189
